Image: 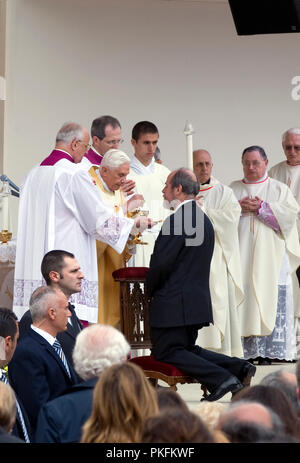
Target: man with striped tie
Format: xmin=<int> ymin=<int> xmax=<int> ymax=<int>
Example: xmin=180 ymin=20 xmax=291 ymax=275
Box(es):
xmin=8 ymin=287 xmax=78 ymax=437
xmin=0 ymin=308 xmax=31 ymax=442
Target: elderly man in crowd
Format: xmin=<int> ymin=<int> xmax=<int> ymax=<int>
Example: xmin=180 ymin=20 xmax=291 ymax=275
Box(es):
xmin=193 ymin=149 xmax=244 ymax=357
xmin=230 ymin=145 xmax=300 ymax=364
xmin=35 ymin=324 xmax=130 ymax=443
xmin=88 ymin=148 xmax=153 ymax=326
xmin=13 ymin=122 xmax=148 ymax=324
xmin=269 ymin=128 xmax=300 ymax=352
xmin=9 ymin=287 xmax=79 ymax=435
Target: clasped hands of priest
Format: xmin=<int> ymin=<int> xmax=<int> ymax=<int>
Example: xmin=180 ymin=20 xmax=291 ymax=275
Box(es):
xmin=239 ymin=196 xmax=262 ymax=214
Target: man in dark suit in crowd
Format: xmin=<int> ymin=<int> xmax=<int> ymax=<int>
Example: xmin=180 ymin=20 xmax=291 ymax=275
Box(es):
xmin=147 ymin=168 xmax=256 ymax=402
xmin=0 ymin=307 xmax=31 ymax=442
xmin=35 ymin=324 xmax=130 ymax=443
xmin=19 ymin=250 xmax=84 ymax=367
xmin=8 ymin=287 xmax=79 ymax=435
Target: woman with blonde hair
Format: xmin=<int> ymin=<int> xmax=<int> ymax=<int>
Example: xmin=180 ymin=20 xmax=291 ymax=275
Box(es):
xmin=81 ymin=362 xmax=159 ymax=443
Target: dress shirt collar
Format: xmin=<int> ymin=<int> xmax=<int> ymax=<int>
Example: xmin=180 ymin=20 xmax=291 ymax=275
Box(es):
xmin=30 ymin=325 xmax=56 ymax=346
xmin=174 ymin=199 xmax=194 ymax=212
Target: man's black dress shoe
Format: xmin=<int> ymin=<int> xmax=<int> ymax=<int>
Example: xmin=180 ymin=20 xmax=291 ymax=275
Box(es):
xmin=241 ymin=362 xmax=257 ymax=387
xmin=201 ymin=377 xmax=244 ymax=402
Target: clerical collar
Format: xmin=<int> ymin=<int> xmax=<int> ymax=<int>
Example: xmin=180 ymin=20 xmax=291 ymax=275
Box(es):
xmin=243 ymin=172 xmax=268 ymax=184
xmin=286 ymin=161 xmax=300 ymax=166
xmin=56 ymin=149 xmax=73 ymax=160
xmin=130 ymin=155 xmax=155 ymax=174
xmin=201 ymin=178 xmax=211 ymax=186
xmin=98 ymin=172 xmax=114 ymax=193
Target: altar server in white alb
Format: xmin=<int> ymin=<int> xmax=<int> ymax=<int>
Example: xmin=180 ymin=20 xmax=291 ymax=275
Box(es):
xmin=230 ymin=145 xmax=300 ymax=364
xmin=127 ymin=121 xmax=170 ymax=267
xmin=193 ymin=149 xmax=244 ymax=357
xmin=269 ymin=128 xmax=300 ymax=348
xmin=13 ymin=122 xmax=150 ymax=323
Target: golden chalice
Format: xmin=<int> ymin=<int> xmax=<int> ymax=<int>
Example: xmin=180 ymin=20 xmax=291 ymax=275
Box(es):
xmin=0 ymin=229 xmax=12 ymax=244
xmin=127 ymin=209 xmax=149 ymax=245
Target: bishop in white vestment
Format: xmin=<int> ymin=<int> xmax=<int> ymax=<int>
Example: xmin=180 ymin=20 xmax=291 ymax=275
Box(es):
xmin=230 ymin=146 xmax=300 ymax=362
xmin=193 ymin=149 xmax=244 ymax=357
xmin=269 ymin=128 xmax=300 ymax=347
xmin=13 ymin=123 xmax=134 ymax=324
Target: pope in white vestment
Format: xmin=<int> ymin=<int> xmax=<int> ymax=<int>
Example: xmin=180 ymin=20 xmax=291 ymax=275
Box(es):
xmin=13 ymin=124 xmax=134 ymax=324
xmin=230 ymin=146 xmax=300 ymax=362
xmin=195 ymin=177 xmax=244 ymax=357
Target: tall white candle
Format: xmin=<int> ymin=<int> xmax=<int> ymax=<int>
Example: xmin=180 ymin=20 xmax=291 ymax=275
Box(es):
xmin=183 ymin=121 xmax=194 ymax=170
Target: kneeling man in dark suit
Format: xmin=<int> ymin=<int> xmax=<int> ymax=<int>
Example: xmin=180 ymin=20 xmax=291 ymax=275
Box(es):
xmin=147 ymin=168 xmax=255 ymax=402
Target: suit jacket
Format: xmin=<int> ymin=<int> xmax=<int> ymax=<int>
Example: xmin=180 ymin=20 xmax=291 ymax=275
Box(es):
xmin=8 ymin=328 xmax=79 ymax=434
xmin=147 ymin=200 xmax=215 ymax=328
xmin=35 ymin=377 xmax=97 ymax=443
xmin=0 ymin=426 xmax=25 ymax=443
xmin=18 ymin=303 xmax=83 ymax=367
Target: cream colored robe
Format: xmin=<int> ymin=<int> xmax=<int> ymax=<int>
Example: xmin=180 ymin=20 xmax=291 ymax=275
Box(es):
xmin=269 ymin=161 xmax=300 ymax=318
xmin=196 ymin=177 xmax=244 ymax=357
xmin=89 ymin=166 xmax=128 ymax=327
xmin=127 ymin=158 xmax=170 ymax=267
xmin=230 ymin=176 xmax=300 ymax=337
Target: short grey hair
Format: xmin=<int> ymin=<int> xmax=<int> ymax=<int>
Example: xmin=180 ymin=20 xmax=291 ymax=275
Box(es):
xmin=218 ymin=400 xmax=284 ymax=434
xmin=170 ymin=168 xmax=200 ymax=196
xmin=29 ymin=286 xmax=58 ymax=323
xmin=72 ymin=324 xmax=130 ymax=380
xmin=56 ymin=122 xmax=84 ymax=145
xmin=101 ymin=149 xmax=130 ymax=170
xmin=282 ymin=128 xmax=300 ymax=142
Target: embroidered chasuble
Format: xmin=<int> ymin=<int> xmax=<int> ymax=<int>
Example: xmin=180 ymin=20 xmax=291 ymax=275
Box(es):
xmin=127 ymin=157 xmax=171 ymax=267
xmin=13 ymin=150 xmax=133 ymax=323
xmin=269 ymin=161 xmax=300 ymax=319
xmin=230 ymin=177 xmax=300 ymax=353
xmin=196 ymin=177 xmax=244 ymax=357
xmin=89 ymin=166 xmax=128 ymax=326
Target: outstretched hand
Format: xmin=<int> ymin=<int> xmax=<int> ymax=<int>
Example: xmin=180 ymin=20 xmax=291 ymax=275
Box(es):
xmin=125 ymin=194 xmax=145 ymax=213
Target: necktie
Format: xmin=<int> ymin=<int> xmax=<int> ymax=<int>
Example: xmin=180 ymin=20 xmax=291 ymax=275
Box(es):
xmin=0 ymin=371 xmax=30 ymax=443
xmin=52 ymin=340 xmax=71 ymax=379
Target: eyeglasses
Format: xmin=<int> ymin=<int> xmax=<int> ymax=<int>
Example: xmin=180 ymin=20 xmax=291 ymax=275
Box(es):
xmin=78 ymin=141 xmax=91 ymax=150
xmin=242 ymin=161 xmax=264 ymax=167
xmin=102 ymin=138 xmax=124 ymax=146
xmin=284 ymin=145 xmax=300 ymax=152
